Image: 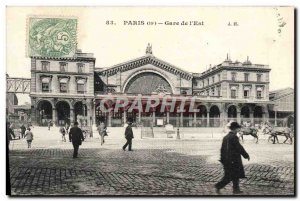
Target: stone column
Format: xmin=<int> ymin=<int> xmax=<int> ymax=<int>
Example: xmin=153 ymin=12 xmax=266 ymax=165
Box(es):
xmin=207 ymin=112 xmax=210 ymax=127
xmin=263 ymin=111 xmax=269 ymax=123
xmin=123 ymin=111 xmax=127 ymax=125
xmin=167 ymin=111 xmax=170 ymax=124
xmin=30 ymin=98 xmax=37 ymax=125
xmin=92 ymin=100 xmax=96 ymax=126
xmin=152 ymin=110 xmax=156 ymax=125
xmin=108 ymin=112 xmax=112 ymax=127
xmin=220 ymin=111 xmax=224 ymax=127
xmin=189 ymin=114 xmax=193 ymax=127
xmin=70 ymin=108 xmax=74 ymax=125
xmin=138 ymin=110 xmax=141 ymax=123
xmin=87 ymin=103 xmax=92 ymax=127
xmin=193 ymin=112 xmax=197 ymax=127
xmin=32 ymin=106 xmax=37 ymax=126
xmin=52 ymin=108 xmax=56 ymax=126
xmin=237 ymin=111 xmax=241 ymax=124
xmin=180 ymin=112 xmax=183 ymax=127
xmin=250 ymin=111 xmax=254 ymax=125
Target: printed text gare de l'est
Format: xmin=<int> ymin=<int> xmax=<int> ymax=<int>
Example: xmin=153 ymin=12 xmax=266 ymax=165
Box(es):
xmin=122 ymin=20 xmax=205 ymax=26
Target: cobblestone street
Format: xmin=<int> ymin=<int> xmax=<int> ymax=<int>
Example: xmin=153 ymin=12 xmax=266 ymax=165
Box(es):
xmin=8 ymin=127 xmax=295 ymax=196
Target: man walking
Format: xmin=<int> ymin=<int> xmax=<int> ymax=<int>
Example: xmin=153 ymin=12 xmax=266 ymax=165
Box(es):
xmin=24 ymin=127 xmax=34 ymax=148
xmin=69 ymin=121 xmax=84 ymax=158
xmin=48 ymin=120 xmax=52 ymax=130
xmin=215 ymin=122 xmax=250 ymax=194
xmin=20 ymin=124 xmax=26 ymax=138
xmin=122 ymin=120 xmax=134 ymax=151
xmin=97 ymin=121 xmax=106 ymax=146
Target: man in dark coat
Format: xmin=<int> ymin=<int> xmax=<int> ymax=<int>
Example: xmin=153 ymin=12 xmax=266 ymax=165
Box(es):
xmin=122 ymin=121 xmax=134 ymax=151
xmin=69 ymin=121 xmax=84 ymax=158
xmin=215 ymin=122 xmax=250 ymax=194
xmin=20 ymin=124 xmax=26 ymax=138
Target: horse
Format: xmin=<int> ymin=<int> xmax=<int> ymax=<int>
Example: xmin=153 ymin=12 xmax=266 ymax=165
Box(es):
xmin=238 ymin=126 xmax=259 ymax=143
xmin=262 ymin=124 xmax=293 ymax=144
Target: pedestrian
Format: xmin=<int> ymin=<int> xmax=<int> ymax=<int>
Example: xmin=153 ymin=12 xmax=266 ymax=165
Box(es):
xmin=215 ymin=122 xmax=250 ymax=194
xmin=24 ymin=127 xmax=34 ymax=148
xmin=69 ymin=121 xmax=84 ymax=158
xmin=48 ymin=120 xmax=52 ymax=130
xmin=6 ymin=122 xmax=15 ymax=147
xmin=97 ymin=121 xmax=106 ymax=145
xmin=65 ymin=123 xmax=70 ymax=132
xmin=59 ymin=125 xmax=67 ymax=142
xmin=122 ymin=120 xmax=134 ymax=151
xmin=20 ymin=124 xmax=26 ymax=138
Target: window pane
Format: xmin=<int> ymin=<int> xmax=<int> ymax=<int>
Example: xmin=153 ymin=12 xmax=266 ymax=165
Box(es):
xmin=77 ymin=83 xmax=84 ymax=93
xmin=42 ymin=83 xmax=49 ymax=92
xmin=231 ymin=90 xmax=236 ymax=98
xmin=60 ymin=83 xmax=67 ymax=92
xmin=257 ymin=91 xmax=262 ymax=98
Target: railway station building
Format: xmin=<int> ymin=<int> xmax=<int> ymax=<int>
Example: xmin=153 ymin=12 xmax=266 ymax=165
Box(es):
xmin=29 ymin=45 xmax=273 ymax=128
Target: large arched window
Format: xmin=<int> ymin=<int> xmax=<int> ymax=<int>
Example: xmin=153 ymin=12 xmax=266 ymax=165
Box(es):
xmin=124 ymin=72 xmax=172 ymax=95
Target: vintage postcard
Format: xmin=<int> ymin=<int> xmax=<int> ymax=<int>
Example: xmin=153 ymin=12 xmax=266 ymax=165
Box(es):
xmin=6 ymin=6 xmax=294 ymax=196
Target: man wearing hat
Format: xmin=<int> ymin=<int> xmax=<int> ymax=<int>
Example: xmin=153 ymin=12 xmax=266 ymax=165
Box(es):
xmin=215 ymin=122 xmax=250 ymax=194
xmin=122 ymin=118 xmax=134 ymax=151
xmin=69 ymin=121 xmax=84 ymax=158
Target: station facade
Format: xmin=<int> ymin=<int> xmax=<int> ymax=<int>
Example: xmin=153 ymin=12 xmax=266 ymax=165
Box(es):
xmin=30 ymin=45 xmax=272 ymax=128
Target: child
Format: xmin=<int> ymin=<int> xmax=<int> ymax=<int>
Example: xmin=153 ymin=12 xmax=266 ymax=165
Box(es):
xmin=24 ymin=127 xmax=33 ymax=148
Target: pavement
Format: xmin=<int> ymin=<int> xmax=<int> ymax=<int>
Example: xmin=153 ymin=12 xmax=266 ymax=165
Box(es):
xmin=8 ymin=126 xmax=295 ymax=196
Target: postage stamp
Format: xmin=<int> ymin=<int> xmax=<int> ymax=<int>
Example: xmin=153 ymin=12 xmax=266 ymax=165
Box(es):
xmin=27 ymin=17 xmax=77 ymax=58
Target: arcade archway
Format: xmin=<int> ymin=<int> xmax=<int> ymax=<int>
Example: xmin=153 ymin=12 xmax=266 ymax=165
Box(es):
xmin=74 ymin=101 xmax=88 ymax=126
xmin=227 ymin=105 xmax=237 ymax=122
xmin=37 ymin=100 xmax=53 ymax=126
xmin=209 ymin=105 xmax=220 ymax=127
xmin=56 ymin=101 xmax=70 ymax=126
xmin=196 ymin=105 xmax=207 ymax=127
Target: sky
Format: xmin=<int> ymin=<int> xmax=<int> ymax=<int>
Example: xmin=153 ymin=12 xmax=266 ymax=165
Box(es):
xmin=6 ymin=7 xmax=294 ymax=104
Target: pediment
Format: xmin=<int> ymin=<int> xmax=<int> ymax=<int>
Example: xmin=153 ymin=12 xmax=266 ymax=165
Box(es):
xmin=98 ymin=55 xmax=192 ymax=80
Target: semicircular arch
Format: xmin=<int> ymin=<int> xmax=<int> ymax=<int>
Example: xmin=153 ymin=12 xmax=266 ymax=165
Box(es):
xmin=122 ymin=69 xmax=175 ymax=94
